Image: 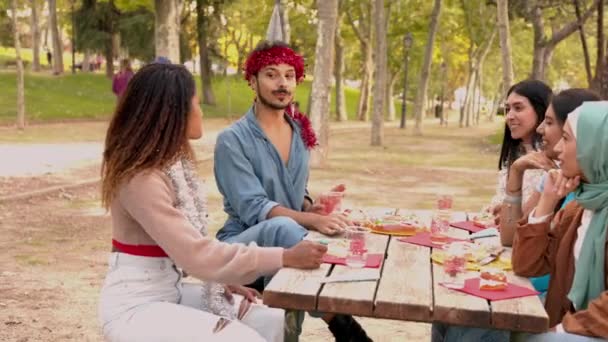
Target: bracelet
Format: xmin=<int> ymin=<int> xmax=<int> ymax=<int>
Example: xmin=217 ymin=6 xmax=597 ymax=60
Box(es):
xmin=503 ymin=194 xmax=522 ymax=204
xmin=304 ymin=194 xmax=314 ymax=205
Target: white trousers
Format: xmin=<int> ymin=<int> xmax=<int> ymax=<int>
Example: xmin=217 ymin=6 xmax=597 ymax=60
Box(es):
xmin=98 ymin=252 xmax=284 ymax=342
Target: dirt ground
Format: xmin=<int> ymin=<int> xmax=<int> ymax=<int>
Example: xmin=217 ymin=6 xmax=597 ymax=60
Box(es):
xmin=0 ymin=120 xmax=502 ymax=341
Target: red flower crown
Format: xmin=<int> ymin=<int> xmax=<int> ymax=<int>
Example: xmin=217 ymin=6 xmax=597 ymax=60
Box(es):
xmin=244 ymin=46 xmax=305 ymax=83
xmin=245 ymin=45 xmax=315 ymax=149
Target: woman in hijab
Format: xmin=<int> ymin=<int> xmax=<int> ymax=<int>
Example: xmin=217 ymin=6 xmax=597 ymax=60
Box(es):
xmin=512 ymin=101 xmax=608 ymax=340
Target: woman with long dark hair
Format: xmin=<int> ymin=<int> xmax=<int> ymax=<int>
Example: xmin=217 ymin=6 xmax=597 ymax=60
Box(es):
xmin=433 ymin=80 xmax=552 ymax=342
xmin=98 ymin=63 xmax=327 ymax=342
xmin=486 ymin=80 xmax=552 ymax=217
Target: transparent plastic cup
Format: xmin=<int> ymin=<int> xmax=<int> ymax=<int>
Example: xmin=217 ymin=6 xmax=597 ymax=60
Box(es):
xmin=430 ymin=194 xmax=453 ymax=246
xmin=437 ymin=194 xmax=453 ymax=210
xmin=442 ymin=242 xmax=467 ymax=289
xmin=430 ymin=218 xmax=450 ymax=245
xmin=318 ymin=191 xmax=344 ymax=215
xmin=345 ymin=227 xmax=368 ymax=268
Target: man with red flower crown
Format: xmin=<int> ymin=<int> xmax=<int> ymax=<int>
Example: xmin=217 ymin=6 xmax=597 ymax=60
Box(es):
xmin=213 ymin=40 xmax=372 ymax=341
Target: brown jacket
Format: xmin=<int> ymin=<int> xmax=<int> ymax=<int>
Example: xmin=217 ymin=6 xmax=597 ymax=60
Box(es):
xmin=512 ymin=201 xmax=608 ymax=338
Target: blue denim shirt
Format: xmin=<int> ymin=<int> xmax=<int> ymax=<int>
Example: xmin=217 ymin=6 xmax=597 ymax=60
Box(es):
xmin=214 ymin=107 xmax=310 ymax=238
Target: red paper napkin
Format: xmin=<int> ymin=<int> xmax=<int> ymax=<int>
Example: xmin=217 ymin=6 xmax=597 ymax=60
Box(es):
xmin=397 ymin=232 xmax=470 ymax=248
xmin=442 ymin=278 xmax=540 ymax=301
xmin=322 ymin=253 xmax=384 ymax=268
xmin=450 ymin=221 xmax=493 ymax=233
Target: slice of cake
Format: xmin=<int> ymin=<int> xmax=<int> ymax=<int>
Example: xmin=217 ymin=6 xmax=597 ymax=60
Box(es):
xmin=479 ymin=268 xmax=507 ymax=291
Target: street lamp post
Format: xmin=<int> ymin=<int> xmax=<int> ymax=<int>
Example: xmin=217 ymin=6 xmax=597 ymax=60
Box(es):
xmin=400 ymin=32 xmax=413 ymax=129
xmin=71 ymin=0 xmax=76 ymax=74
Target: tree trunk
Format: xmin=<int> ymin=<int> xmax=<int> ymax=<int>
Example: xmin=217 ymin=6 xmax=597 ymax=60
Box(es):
xmin=48 ymin=0 xmax=64 ymax=74
xmin=82 ymin=50 xmax=91 ymax=72
xmin=460 ymin=64 xmax=474 ymax=127
xmin=595 ymin=0 xmax=605 ymax=89
xmin=439 ymin=60 xmax=448 ymax=126
xmin=11 ymin=0 xmax=26 ymax=129
xmin=387 ymin=74 xmax=398 ymax=122
xmin=104 ymin=0 xmax=115 ymax=79
xmin=476 ymin=69 xmax=483 ymax=125
xmin=600 ymin=62 xmax=608 ymax=99
xmin=489 ymin=81 xmax=502 ymax=122
xmin=357 ymin=42 xmax=373 ymax=121
xmin=357 ymin=69 xmax=367 ymax=120
xmin=531 ymin=44 xmax=546 ymax=80
xmin=529 ymin=0 xmax=598 ymax=80
xmin=476 ymin=29 xmax=495 ymax=124
xmin=196 ymin=0 xmax=216 ymax=105
xmin=413 ymin=0 xmax=442 ymax=135
xmin=599 ymin=0 xmax=608 ymax=98
xmin=334 ymin=13 xmax=347 ymax=122
xmin=573 ymin=0 xmax=593 ymax=87
xmin=222 ymin=41 xmax=229 ymax=76
xmin=384 ymin=1 xmax=394 ymax=122
xmin=474 ymin=70 xmax=482 ymax=125
xmin=541 ymin=44 xmax=556 ymax=81
xmin=463 ymin=67 xmax=475 ymax=127
xmin=31 ymin=0 xmax=41 ymax=72
xmin=279 ymin=0 xmax=291 ymax=44
xmin=496 ymin=0 xmax=514 ymax=96
xmin=468 ymin=71 xmax=478 ymax=127
xmin=309 ymin=0 xmax=338 ymax=167
xmin=155 ymin=0 xmax=182 ymax=63
xmin=104 ymin=40 xmax=114 ymax=78
xmin=236 ymin=54 xmax=243 ymax=75
xmin=371 ymin=0 xmax=386 ymax=146
xmin=347 ymin=2 xmax=373 ymax=122
xmin=42 ymin=21 xmax=48 ymax=50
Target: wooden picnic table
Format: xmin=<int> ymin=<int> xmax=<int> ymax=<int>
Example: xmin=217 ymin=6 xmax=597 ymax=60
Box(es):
xmin=263 ymin=208 xmax=549 ymax=333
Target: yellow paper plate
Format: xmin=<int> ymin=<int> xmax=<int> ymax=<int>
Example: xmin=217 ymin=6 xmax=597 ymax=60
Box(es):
xmin=369 ymin=226 xmax=418 ymax=236
xmin=431 ymin=249 xmax=512 ymax=271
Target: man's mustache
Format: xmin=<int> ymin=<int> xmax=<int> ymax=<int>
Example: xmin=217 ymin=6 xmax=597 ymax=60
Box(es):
xmin=272 ymin=89 xmax=291 ymax=96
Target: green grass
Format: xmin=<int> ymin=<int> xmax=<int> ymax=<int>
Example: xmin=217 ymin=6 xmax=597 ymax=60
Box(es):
xmin=197 ymin=75 xmax=364 ymax=120
xmin=0 ymin=71 xmax=116 ymax=124
xmin=0 ymin=68 xmax=399 ymax=124
xmin=0 ymin=46 xmax=79 ymax=67
xmin=1 ymin=44 xmax=403 ymax=124
xmin=488 ymin=126 xmax=505 ymax=146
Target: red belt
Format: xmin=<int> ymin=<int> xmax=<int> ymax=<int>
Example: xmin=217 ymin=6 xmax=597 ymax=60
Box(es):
xmin=112 ymin=239 xmax=169 ymax=257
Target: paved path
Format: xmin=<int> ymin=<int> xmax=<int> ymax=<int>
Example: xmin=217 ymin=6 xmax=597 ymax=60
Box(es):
xmin=0 ymin=131 xmax=221 ymax=178
xmin=0 ymin=119 xmax=449 ymax=178
xmin=0 ymin=143 xmax=103 ymax=177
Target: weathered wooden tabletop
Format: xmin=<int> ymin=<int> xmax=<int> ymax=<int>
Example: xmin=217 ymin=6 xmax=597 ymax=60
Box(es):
xmin=263 ymin=208 xmax=549 ymax=333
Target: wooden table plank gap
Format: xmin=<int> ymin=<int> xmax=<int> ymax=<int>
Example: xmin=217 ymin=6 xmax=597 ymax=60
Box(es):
xmin=430 ymin=255 xmax=436 ymax=315
xmin=314 ymin=264 xmax=335 ymax=311
xmin=371 ymin=235 xmax=393 ymax=312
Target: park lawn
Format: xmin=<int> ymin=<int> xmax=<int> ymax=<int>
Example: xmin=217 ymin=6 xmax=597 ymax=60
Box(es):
xmin=488 ymin=123 xmax=505 ymax=145
xmin=0 ymin=46 xmax=49 ymax=67
xmin=0 ymin=46 xmax=80 ymax=67
xmin=1 ymin=69 xmax=394 ymax=124
xmin=200 ymin=75 xmax=363 ymax=120
xmin=0 ymin=71 xmax=116 ymax=124
xmin=0 ymin=117 xmax=234 ymax=143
